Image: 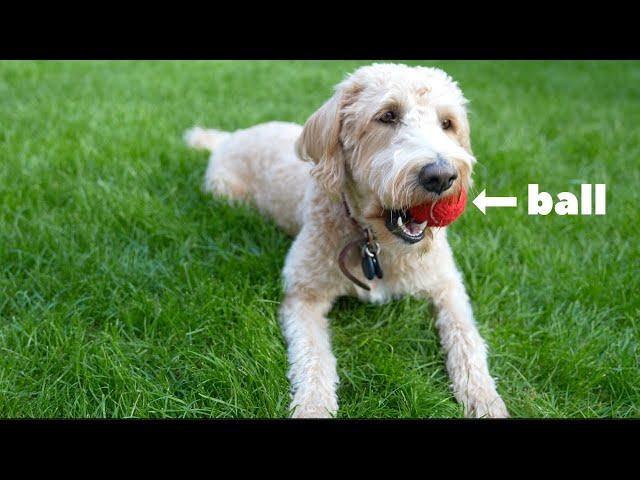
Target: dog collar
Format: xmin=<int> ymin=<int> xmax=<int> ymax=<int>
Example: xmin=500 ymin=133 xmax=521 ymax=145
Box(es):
xmin=338 ymin=193 xmax=383 ymax=291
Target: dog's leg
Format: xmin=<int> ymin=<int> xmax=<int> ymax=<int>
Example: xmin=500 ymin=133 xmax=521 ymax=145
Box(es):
xmin=279 ymin=292 xmax=339 ymax=418
xmin=424 ymin=254 xmax=509 ymax=418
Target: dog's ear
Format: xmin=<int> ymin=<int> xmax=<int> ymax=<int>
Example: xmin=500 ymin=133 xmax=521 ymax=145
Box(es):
xmin=296 ymin=83 xmax=360 ymax=200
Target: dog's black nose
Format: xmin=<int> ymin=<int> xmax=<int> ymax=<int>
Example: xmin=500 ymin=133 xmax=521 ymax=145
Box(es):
xmin=418 ymin=159 xmax=458 ymax=194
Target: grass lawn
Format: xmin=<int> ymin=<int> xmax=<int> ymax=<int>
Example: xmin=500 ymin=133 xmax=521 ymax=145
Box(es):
xmin=0 ymin=60 xmax=638 ymax=418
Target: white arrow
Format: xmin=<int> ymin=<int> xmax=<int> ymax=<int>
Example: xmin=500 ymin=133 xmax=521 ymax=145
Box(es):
xmin=472 ymin=189 xmax=518 ymax=214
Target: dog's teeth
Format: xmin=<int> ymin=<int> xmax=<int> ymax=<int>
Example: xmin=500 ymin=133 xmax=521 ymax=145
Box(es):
xmin=418 ymin=221 xmax=427 ymax=230
xmin=397 ymin=217 xmax=403 ymax=227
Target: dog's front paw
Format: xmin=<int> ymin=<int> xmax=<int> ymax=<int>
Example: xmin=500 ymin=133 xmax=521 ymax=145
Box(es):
xmin=464 ymin=392 xmax=509 ymax=419
xmin=291 ymin=404 xmax=335 ymax=419
xmin=289 ymin=391 xmax=338 ymax=419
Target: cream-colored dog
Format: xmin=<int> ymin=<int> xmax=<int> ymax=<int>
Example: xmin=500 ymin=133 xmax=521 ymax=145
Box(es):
xmin=185 ymin=63 xmax=509 ymax=418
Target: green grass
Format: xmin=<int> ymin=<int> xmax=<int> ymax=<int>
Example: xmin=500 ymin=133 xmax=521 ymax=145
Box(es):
xmin=1 ymin=60 xmax=639 ymax=418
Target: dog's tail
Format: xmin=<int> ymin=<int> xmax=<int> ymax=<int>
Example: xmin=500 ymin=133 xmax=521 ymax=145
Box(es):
xmin=184 ymin=126 xmax=231 ymax=152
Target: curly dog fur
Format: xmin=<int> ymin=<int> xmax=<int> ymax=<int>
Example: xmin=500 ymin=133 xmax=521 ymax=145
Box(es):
xmin=185 ymin=63 xmax=508 ymax=418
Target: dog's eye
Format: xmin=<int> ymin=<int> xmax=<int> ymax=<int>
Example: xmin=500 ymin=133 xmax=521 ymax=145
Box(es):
xmin=378 ymin=111 xmax=398 ymax=124
xmin=441 ymin=118 xmax=453 ymax=130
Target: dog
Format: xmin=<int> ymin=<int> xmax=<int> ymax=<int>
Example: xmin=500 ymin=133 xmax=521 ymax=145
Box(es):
xmin=185 ymin=63 xmax=509 ymax=418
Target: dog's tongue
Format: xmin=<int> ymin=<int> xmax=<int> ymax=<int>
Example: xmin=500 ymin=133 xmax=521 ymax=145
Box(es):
xmin=408 ymin=189 xmax=467 ymax=227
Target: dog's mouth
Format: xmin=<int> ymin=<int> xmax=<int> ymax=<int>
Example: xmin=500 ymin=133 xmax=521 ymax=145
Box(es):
xmin=383 ymin=209 xmax=428 ymax=244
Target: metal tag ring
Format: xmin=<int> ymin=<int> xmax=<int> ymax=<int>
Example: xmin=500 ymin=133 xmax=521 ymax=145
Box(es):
xmin=363 ymin=241 xmax=380 ymax=257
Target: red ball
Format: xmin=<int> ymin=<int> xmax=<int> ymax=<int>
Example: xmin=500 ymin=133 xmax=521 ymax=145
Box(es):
xmin=408 ymin=189 xmax=468 ymax=227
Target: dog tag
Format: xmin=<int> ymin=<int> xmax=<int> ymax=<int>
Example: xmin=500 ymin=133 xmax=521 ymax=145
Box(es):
xmin=371 ymin=253 xmax=383 ymax=279
xmin=361 ymin=253 xmax=376 ymax=280
xmin=361 ymin=243 xmax=383 ymax=281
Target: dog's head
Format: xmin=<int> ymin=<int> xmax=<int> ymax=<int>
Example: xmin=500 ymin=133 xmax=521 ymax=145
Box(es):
xmin=296 ymin=63 xmax=475 ymax=248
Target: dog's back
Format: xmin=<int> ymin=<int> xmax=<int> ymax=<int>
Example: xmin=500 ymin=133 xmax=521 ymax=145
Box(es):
xmin=186 ymin=121 xmax=312 ymax=235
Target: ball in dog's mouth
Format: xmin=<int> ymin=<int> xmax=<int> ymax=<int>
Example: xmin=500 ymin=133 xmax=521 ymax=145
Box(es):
xmin=383 ymin=189 xmax=468 ymax=244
